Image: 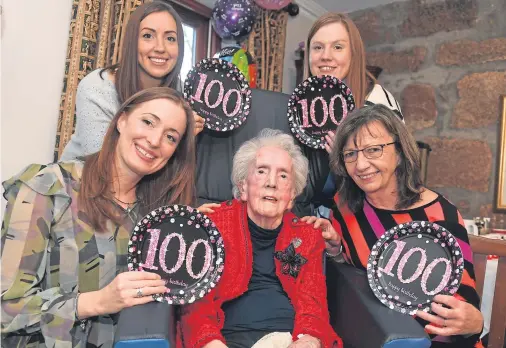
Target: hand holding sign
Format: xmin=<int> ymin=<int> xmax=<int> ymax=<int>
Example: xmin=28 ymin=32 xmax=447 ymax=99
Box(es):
xmin=127 ymin=204 xmax=225 ymax=305
xmin=287 ymin=75 xmax=355 ymax=149
xmin=184 ymin=58 xmax=251 ymax=132
xmin=115 ymin=205 xmax=224 ymax=347
xmin=367 ymin=221 xmax=464 ymax=315
xmin=416 ymin=294 xmax=484 ymax=336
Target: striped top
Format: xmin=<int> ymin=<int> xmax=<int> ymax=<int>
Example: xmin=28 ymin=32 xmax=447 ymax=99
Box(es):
xmin=330 ymin=193 xmax=483 ymax=347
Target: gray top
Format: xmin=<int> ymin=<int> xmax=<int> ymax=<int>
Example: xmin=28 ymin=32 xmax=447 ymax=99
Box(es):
xmin=60 ymin=69 xmax=120 ymax=161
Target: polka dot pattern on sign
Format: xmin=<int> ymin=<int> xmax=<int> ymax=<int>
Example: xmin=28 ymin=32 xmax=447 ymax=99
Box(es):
xmin=128 ymin=204 xmax=225 ymax=305
xmin=366 ymin=221 xmax=464 ymax=315
xmin=183 ymin=58 xmax=251 ymax=132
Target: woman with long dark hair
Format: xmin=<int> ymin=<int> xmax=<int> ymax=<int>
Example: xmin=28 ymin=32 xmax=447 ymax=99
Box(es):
xmin=61 ymin=1 xmax=205 ymax=161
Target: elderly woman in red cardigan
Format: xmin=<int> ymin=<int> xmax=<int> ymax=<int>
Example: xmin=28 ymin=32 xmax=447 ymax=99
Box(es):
xmin=180 ymin=129 xmax=341 ymax=348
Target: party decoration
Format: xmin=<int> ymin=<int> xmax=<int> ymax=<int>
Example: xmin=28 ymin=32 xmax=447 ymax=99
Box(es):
xmin=128 ymin=205 xmax=225 ymax=305
xmin=367 ymin=221 xmax=464 ymax=315
xmin=212 ymin=0 xmax=257 ymax=41
xmin=255 ymin=0 xmax=292 ymax=10
xmin=285 ymin=3 xmax=299 ymax=16
xmin=214 ymin=46 xmax=257 ymax=88
xmin=287 ymin=75 xmax=355 ymax=149
xmin=184 ymin=58 xmax=252 ymax=132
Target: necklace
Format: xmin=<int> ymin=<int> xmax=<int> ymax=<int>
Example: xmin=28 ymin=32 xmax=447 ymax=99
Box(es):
xmin=112 ymin=197 xmax=138 ymax=223
xmin=113 ymin=196 xmax=138 ymax=206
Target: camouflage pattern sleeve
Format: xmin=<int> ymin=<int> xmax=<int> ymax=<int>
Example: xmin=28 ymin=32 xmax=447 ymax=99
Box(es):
xmin=1 ymin=164 xmax=78 ymax=347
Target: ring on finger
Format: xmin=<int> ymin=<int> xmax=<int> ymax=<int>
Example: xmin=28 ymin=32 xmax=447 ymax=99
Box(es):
xmin=136 ymin=287 xmax=143 ymax=298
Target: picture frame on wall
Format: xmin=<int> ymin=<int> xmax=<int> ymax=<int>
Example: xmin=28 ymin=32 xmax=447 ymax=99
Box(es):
xmin=495 ymin=95 xmax=506 ymax=212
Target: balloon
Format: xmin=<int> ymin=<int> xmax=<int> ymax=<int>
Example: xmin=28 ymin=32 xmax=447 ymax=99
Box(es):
xmin=214 ymin=46 xmax=257 ymax=88
xmin=286 ymin=3 xmax=299 ymax=16
xmin=254 ymin=0 xmax=292 ymax=10
xmin=212 ymin=0 xmax=257 ymax=41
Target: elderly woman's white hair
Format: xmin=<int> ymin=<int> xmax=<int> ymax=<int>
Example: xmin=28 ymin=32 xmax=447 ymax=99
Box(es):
xmin=231 ymin=129 xmax=309 ymax=199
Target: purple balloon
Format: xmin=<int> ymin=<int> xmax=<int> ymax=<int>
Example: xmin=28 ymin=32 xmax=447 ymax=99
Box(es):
xmin=212 ymin=0 xmax=257 ymax=41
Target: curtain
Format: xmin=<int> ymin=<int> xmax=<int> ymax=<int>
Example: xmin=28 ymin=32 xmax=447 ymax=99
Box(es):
xmin=54 ymin=0 xmax=150 ymax=161
xmin=246 ymin=8 xmax=288 ymax=92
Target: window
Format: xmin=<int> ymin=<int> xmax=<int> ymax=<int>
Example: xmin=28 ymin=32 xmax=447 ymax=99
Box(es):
xmin=181 ymin=23 xmax=196 ymax=82
xmin=168 ymin=1 xmax=221 ymax=82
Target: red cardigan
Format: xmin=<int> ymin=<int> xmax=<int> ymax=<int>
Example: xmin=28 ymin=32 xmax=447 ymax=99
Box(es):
xmin=179 ymin=200 xmax=342 ymax=348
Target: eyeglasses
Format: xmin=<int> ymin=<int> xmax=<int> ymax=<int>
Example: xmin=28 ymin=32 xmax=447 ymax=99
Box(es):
xmin=342 ymin=142 xmax=396 ymax=163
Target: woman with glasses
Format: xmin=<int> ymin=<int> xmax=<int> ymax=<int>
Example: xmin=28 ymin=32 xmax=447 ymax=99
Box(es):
xmin=303 ymin=104 xmax=484 ymax=347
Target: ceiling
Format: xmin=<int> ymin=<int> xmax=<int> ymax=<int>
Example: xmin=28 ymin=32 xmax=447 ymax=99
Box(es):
xmin=318 ymin=0 xmax=406 ymax=13
xmin=197 ymin=0 xmax=406 ymax=14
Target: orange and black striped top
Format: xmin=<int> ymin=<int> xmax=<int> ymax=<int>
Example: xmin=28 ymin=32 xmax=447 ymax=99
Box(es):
xmin=330 ymin=193 xmax=483 ymax=347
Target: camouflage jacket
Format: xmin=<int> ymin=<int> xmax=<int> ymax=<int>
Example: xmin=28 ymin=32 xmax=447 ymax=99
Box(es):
xmin=1 ymin=161 xmax=136 ymax=347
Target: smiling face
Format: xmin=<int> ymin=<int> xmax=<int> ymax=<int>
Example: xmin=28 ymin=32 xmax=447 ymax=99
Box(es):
xmin=344 ymin=121 xmax=399 ymax=199
xmin=137 ymin=11 xmax=179 ymax=81
xmin=115 ymin=98 xmax=187 ymax=181
xmin=241 ymin=146 xmax=296 ymax=229
xmin=309 ymin=21 xmax=351 ymax=80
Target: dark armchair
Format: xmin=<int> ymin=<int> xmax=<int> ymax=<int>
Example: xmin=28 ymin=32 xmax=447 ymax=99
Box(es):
xmin=196 ymin=88 xmax=430 ymax=348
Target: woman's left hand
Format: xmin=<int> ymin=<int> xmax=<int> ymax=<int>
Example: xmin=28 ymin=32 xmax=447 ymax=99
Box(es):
xmin=288 ymin=335 xmax=321 ymax=348
xmin=194 ymin=111 xmax=205 ymax=135
xmin=416 ymin=294 xmax=483 ymax=336
xmin=197 ymin=202 xmax=221 ymax=214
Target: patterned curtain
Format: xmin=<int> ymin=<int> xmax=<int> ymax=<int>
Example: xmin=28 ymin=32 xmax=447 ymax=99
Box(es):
xmin=246 ymin=8 xmax=288 ymax=92
xmin=54 ymin=0 xmax=150 ymax=161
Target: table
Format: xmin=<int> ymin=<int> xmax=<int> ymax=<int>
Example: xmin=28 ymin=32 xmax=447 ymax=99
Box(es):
xmin=479 ymin=233 xmax=505 ymax=337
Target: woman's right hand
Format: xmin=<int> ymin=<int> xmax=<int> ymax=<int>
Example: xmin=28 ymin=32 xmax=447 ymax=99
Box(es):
xmin=78 ymin=271 xmax=167 ymax=318
xmin=197 ymin=202 xmax=221 ymax=214
xmin=324 ymin=131 xmax=336 ymax=154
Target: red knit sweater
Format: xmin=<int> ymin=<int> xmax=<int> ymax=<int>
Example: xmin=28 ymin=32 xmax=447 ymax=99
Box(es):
xmin=179 ymin=199 xmax=342 ymax=348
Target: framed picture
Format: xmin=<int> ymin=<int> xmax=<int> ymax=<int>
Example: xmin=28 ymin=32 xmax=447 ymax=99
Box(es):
xmin=495 ymin=95 xmax=506 ymax=212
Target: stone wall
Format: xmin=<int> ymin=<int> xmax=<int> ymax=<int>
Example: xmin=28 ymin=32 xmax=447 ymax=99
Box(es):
xmin=349 ymin=0 xmax=506 ymax=220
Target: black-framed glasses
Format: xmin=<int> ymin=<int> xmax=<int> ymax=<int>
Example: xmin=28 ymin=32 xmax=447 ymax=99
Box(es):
xmin=342 ymin=142 xmax=396 ymax=163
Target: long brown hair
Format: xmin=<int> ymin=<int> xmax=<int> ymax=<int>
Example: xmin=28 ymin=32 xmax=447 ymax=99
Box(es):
xmin=330 ymin=104 xmax=423 ymax=212
xmin=79 ymin=87 xmax=196 ymax=231
xmin=103 ymin=1 xmax=185 ymax=103
xmin=304 ymin=12 xmax=374 ymax=108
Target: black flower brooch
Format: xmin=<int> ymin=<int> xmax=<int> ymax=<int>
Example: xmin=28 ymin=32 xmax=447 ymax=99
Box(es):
xmin=275 ymin=240 xmax=307 ymax=279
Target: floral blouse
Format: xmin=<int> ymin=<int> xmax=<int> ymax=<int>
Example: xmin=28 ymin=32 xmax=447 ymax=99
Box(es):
xmin=1 ymin=161 xmax=137 ymax=347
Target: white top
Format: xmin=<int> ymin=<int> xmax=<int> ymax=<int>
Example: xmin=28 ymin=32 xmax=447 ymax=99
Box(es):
xmin=365 ymin=84 xmax=404 ymax=122
xmin=60 ymin=69 xmax=120 ymax=161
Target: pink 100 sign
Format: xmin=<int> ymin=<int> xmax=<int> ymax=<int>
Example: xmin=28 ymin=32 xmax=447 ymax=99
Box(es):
xmin=377 ymin=239 xmax=452 ymax=296
xmin=127 ymin=205 xmax=225 ymax=305
xmin=297 ymin=94 xmax=349 ymax=129
xmin=141 ymin=229 xmax=213 ymax=280
xmin=287 ymin=75 xmax=355 ymax=149
xmin=367 ymin=221 xmax=464 ymax=314
xmin=183 ymin=58 xmax=252 ymax=132
xmin=191 ymin=73 xmax=242 ymax=118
